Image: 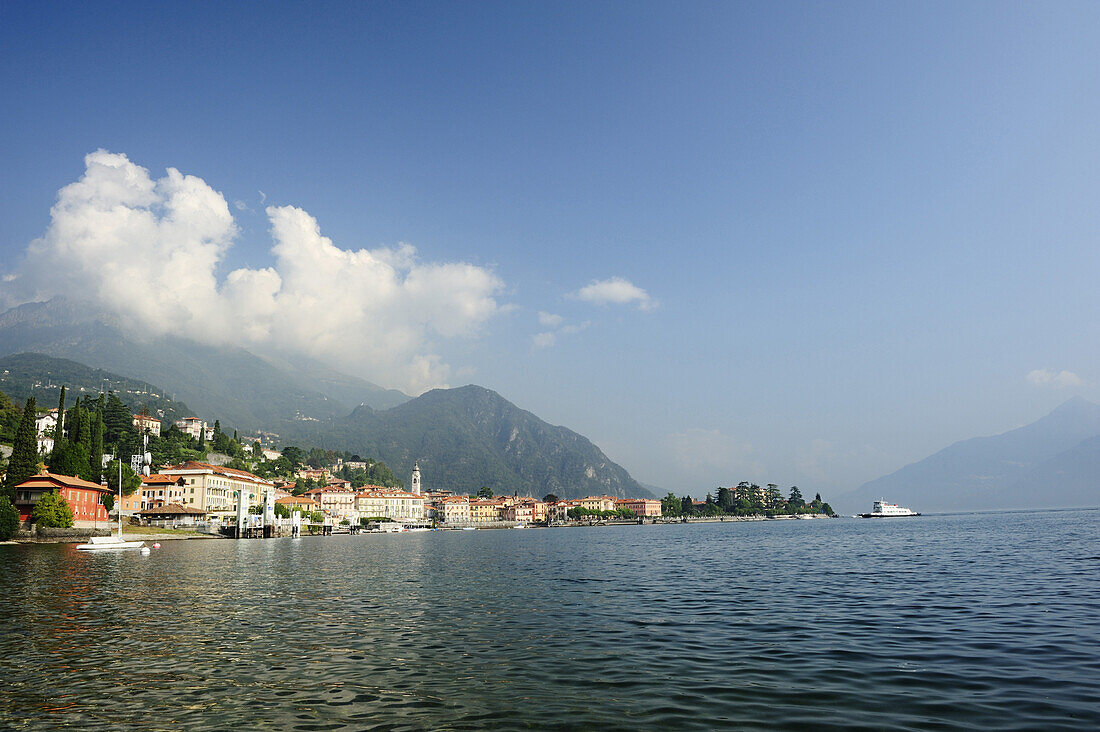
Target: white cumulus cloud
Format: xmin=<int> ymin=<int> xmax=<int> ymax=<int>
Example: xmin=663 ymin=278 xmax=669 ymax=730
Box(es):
xmin=10 ymin=150 xmax=506 ymax=394
xmin=572 ymin=276 xmax=656 ymax=311
xmin=1027 ymin=369 xmax=1083 ymax=388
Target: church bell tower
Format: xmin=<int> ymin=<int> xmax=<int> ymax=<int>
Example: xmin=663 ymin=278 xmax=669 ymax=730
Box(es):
xmin=411 ymin=461 xmax=421 ymax=495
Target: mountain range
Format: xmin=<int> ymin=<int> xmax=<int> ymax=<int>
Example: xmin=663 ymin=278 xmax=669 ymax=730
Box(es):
xmin=838 ymin=397 xmax=1100 ymax=513
xmin=0 ymin=299 xmax=651 ymax=499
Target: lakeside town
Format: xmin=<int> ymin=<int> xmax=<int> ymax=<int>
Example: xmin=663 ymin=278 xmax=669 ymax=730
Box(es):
xmin=0 ymin=388 xmax=835 ymax=541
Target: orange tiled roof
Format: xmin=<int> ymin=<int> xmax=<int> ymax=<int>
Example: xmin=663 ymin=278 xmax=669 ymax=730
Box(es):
xmin=276 ymin=495 xmax=318 ymax=506
xmin=15 ymin=471 xmax=111 ymax=493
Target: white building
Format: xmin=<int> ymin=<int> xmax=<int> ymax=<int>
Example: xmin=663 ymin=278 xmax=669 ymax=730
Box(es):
xmin=174 ymin=417 xmax=213 ymax=441
xmin=133 ymin=413 xmax=162 ymax=437
xmin=35 ymin=409 xmax=58 ymax=455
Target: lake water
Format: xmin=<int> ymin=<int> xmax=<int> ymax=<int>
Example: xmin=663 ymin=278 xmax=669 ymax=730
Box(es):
xmin=1 ymin=510 xmax=1098 ymax=730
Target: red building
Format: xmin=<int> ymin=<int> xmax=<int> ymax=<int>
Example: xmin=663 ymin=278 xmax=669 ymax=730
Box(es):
xmin=13 ymin=471 xmax=112 ymax=527
xmin=616 ymin=498 xmax=663 ymax=517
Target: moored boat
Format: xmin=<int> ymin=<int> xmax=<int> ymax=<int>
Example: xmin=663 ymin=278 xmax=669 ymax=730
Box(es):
xmin=858 ymin=499 xmax=920 ymax=518
xmin=77 ymin=449 xmax=148 ymax=550
xmin=76 ymin=535 xmax=146 ymax=550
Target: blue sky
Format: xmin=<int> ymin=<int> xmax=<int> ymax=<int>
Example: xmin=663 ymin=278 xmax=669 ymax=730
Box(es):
xmin=2 ymin=1 xmax=1099 ymax=498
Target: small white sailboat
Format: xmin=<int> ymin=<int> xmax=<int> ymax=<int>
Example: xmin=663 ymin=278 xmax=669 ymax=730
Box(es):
xmin=77 ymin=457 xmax=146 ymax=551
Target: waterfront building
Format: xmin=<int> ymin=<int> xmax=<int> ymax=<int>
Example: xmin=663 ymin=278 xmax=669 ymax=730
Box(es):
xmin=303 ymin=484 xmax=357 ymax=520
xmin=517 ymin=498 xmax=548 ymax=523
xmin=616 ymin=498 xmax=662 ymax=517
xmin=12 ymin=471 xmax=111 ymax=528
xmin=577 ymin=495 xmax=618 ymax=512
xmin=355 ymin=488 xmax=425 ymax=523
xmin=547 ymin=502 xmax=570 ymax=523
xmin=438 ymin=496 xmax=471 ymax=524
xmin=502 ymin=502 xmax=533 ymax=524
xmin=132 ymin=413 xmax=162 ymax=437
xmin=276 ymin=495 xmax=319 ymax=513
xmin=161 ymin=461 xmax=273 ymax=519
xmin=469 ymin=498 xmax=506 ymax=523
xmin=136 ymin=474 xmax=187 ymax=511
xmin=136 ymin=503 xmax=206 ymax=527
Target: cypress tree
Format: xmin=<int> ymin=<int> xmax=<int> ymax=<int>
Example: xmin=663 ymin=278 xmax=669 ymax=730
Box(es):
xmin=56 ymin=386 xmax=66 ymax=436
xmin=69 ymin=401 xmax=83 ymax=446
xmin=50 ymin=387 xmax=67 ymax=468
xmin=4 ymin=397 xmax=39 ymax=500
xmin=89 ymin=411 xmax=104 ymax=483
xmin=79 ymin=407 xmax=92 ymax=455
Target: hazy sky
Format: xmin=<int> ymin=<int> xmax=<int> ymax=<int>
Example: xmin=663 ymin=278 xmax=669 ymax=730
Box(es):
xmin=2 ymin=1 xmax=1099 ymax=498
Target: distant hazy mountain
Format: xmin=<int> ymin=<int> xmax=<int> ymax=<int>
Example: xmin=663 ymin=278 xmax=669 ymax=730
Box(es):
xmin=287 ymin=385 xmax=652 ymax=500
xmin=0 ymin=299 xmax=409 ymax=429
xmin=840 ymin=397 xmax=1100 ymax=513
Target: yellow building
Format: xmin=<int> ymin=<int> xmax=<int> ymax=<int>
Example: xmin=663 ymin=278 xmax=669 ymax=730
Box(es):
xmin=469 ymin=498 xmax=506 ymax=523
xmin=578 ymin=495 xmax=617 ymax=512
xmin=161 ymin=461 xmax=273 ymax=519
xmin=355 ymin=488 xmax=425 ymax=523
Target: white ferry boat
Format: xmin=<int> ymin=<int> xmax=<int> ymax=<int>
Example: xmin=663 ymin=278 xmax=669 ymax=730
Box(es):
xmin=858 ymin=499 xmax=920 ymax=518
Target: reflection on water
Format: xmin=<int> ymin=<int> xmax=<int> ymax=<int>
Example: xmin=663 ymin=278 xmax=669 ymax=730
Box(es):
xmin=2 ymin=510 xmax=1099 ymax=730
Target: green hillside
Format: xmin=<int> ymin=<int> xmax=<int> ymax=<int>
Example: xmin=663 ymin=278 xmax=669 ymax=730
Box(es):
xmin=287 ymin=385 xmax=652 ymax=499
xmin=0 ymin=352 xmax=195 ymax=424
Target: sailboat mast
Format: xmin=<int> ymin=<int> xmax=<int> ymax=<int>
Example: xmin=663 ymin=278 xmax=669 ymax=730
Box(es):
xmin=118 ymin=457 xmax=123 ymax=538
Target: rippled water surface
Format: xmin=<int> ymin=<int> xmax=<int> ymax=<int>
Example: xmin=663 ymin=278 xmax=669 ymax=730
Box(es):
xmin=2 ymin=510 xmax=1098 ymax=730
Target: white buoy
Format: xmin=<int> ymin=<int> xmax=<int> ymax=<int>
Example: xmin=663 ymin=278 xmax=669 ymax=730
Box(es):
xmin=140 ymin=547 xmax=151 ymax=555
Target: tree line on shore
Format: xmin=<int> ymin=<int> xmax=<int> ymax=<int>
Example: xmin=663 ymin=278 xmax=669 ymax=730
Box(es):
xmin=660 ymin=484 xmax=835 ymax=517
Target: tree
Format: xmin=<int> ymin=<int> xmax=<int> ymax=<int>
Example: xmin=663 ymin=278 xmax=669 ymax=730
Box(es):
xmin=0 ymin=496 xmax=20 ymax=540
xmin=680 ymin=495 xmax=694 ymax=515
xmin=102 ymin=392 xmax=134 ymax=445
xmin=0 ymin=389 xmax=22 ymax=443
xmin=4 ymin=396 xmax=39 ymax=501
xmin=717 ymin=486 xmax=734 ymax=512
xmin=821 ymin=502 xmax=835 ymax=517
xmin=88 ymin=412 xmax=104 ymax=484
xmin=212 ymin=420 xmax=231 ymax=454
xmin=49 ymin=441 xmax=92 ymax=481
xmin=55 ymin=386 xmax=66 ymax=436
xmin=281 ymin=446 xmax=305 ymax=468
xmin=477 ymin=486 xmax=494 ymax=498
xmin=788 ymin=486 xmax=804 ymax=510
xmin=32 ymin=489 xmax=73 ymax=528
xmin=543 ymin=493 xmax=559 ymax=504
xmin=765 ymin=484 xmax=783 ymax=512
xmin=660 ymin=492 xmax=680 ymax=517
xmin=105 ymin=460 xmax=142 ymax=497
